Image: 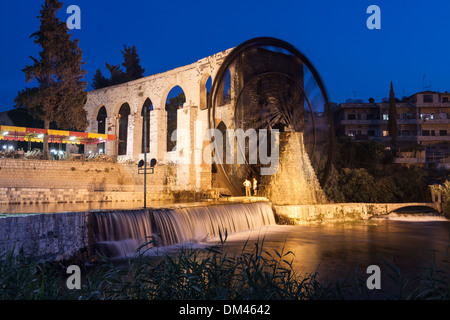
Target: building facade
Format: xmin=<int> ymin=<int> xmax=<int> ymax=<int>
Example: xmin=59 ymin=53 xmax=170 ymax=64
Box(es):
xmin=335 ymin=91 xmax=450 ymax=167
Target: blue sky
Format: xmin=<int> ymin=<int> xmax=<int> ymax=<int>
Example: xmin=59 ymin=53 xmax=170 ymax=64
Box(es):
xmin=0 ymin=0 xmax=449 ymax=113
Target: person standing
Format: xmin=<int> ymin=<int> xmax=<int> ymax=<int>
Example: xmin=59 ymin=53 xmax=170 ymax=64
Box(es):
xmin=252 ymin=178 xmax=258 ymax=196
xmin=243 ymin=179 xmax=251 ymax=197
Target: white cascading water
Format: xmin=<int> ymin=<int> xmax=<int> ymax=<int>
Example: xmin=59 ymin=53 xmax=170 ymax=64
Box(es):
xmin=92 ymin=209 xmax=154 ymax=259
xmin=91 ymin=202 xmax=276 ymax=259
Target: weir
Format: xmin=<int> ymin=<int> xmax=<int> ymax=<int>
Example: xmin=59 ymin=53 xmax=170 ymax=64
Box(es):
xmin=0 ymin=200 xmax=442 ymax=262
xmin=91 ymin=201 xmax=276 ymax=259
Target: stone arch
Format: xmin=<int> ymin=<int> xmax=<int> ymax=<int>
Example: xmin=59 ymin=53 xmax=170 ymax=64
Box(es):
xmin=212 ymin=120 xmax=232 ymax=190
xmin=118 ymin=102 xmax=131 ymax=156
xmin=141 ymin=98 xmax=153 ymax=153
xmin=96 ymin=106 xmax=107 ymax=154
xmin=89 ymin=104 xmax=107 ymax=131
xmin=96 ymin=106 xmax=107 ymax=134
xmin=217 ymin=68 xmax=231 ymax=106
xmin=390 ymin=204 xmax=438 ymax=214
xmin=164 ymin=85 xmax=186 ymax=152
xmin=200 ymin=73 xmax=212 ymax=110
xmin=216 ymin=121 xmax=228 ymax=165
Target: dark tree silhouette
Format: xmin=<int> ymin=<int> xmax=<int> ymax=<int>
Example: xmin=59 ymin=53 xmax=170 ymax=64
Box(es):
xmin=15 ymin=0 xmax=88 ymax=159
xmin=387 ymin=81 xmax=399 ymax=146
xmin=105 ymin=63 xmax=127 ymax=86
xmin=91 ymin=45 xmax=145 ymax=89
xmin=92 ymin=68 xmax=109 ymax=90
xmin=121 ymin=45 xmax=145 ymax=81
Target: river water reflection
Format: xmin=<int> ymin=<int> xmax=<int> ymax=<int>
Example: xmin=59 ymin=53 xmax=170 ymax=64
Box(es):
xmin=3 ymin=201 xmax=448 ymax=298
xmin=200 ymin=214 xmax=450 ymax=293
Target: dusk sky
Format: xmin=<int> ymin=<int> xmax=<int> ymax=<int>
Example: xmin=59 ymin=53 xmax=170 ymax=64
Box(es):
xmin=0 ymin=0 xmax=449 ymax=113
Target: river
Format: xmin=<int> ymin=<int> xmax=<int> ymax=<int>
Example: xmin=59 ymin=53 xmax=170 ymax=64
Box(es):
xmin=138 ymin=211 xmax=449 ymax=298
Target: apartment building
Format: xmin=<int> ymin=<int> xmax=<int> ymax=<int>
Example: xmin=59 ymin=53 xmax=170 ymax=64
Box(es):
xmin=335 ymin=91 xmax=450 ymax=167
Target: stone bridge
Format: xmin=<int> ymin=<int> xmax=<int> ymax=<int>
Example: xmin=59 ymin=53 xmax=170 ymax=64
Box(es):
xmin=378 ymin=202 xmax=439 ymax=213
xmin=273 ymin=202 xmax=442 ymax=224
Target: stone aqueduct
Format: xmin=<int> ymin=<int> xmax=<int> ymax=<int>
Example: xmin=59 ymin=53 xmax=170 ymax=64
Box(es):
xmin=81 ymin=45 xmax=442 ymax=214
xmin=85 ymin=48 xmax=236 ymax=193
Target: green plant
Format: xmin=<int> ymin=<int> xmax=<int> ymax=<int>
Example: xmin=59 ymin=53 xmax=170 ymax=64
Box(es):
xmin=1 ymin=236 xmax=448 ymax=300
xmin=431 ymin=180 xmax=450 ymax=218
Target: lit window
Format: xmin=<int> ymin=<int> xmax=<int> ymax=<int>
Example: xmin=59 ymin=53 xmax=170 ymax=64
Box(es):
xmin=383 ymin=114 xmax=389 ymax=120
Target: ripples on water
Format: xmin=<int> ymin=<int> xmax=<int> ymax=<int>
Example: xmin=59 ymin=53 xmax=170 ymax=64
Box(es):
xmin=105 ymin=209 xmax=449 ymax=292
xmin=205 ymin=212 xmax=450 ymax=288
xmin=3 ymin=201 xmax=449 ymax=297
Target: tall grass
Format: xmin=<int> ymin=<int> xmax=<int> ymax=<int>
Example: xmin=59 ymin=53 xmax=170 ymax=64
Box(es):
xmin=1 ymin=234 xmax=449 ymax=300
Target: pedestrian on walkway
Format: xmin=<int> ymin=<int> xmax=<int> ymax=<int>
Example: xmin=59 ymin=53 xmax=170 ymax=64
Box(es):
xmin=253 ymin=178 xmax=258 ymax=196
xmin=243 ymin=178 xmax=251 ymax=197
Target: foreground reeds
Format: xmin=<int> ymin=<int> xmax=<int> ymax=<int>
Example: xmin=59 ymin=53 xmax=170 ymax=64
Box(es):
xmin=1 ymin=235 xmax=449 ymax=300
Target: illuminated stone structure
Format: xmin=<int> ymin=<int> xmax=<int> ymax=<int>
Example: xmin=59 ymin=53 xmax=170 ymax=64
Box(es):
xmin=84 ymin=47 xmax=327 ymax=203
xmin=85 ymin=49 xmax=234 ymax=193
xmin=259 ymin=131 xmax=326 ymax=205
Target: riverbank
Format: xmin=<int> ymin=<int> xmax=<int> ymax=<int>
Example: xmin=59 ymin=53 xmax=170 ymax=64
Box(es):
xmin=1 ymin=222 xmax=449 ymax=301
xmin=0 ymin=200 xmax=442 ymax=263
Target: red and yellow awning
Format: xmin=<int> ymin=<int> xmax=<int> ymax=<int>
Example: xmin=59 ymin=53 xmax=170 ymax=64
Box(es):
xmin=0 ymin=125 xmax=116 ymax=145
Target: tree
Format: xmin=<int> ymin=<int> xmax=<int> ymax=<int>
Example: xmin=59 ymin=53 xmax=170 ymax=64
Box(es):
xmin=105 ymin=63 xmax=127 ymax=86
xmin=387 ymin=81 xmax=399 ymax=146
xmin=91 ymin=45 xmax=145 ymax=89
xmin=121 ymin=45 xmax=145 ymax=81
xmin=339 ymin=168 xmax=378 ymax=203
xmin=92 ymin=68 xmax=109 ymax=90
xmin=15 ymin=0 xmax=88 ymax=159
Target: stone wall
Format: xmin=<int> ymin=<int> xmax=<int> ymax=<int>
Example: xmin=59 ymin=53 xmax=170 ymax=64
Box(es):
xmin=259 ymin=132 xmax=326 ymax=205
xmin=0 ymin=211 xmax=90 ymax=261
xmin=0 ymin=158 xmax=173 ymax=205
xmin=84 ymin=49 xmax=234 ymax=193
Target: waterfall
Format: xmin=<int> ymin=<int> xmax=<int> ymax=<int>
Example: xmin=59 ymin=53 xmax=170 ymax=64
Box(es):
xmin=91 ymin=202 xmax=276 ymax=259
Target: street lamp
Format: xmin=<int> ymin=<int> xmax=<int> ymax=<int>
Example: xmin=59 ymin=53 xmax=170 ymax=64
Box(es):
xmin=138 ymin=97 xmax=156 ymax=208
xmin=138 ymin=158 xmax=157 ymax=208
